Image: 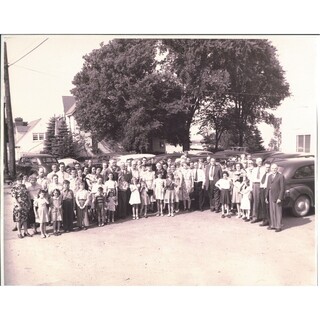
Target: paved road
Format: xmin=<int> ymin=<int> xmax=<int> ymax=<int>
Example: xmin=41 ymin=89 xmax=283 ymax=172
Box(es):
xmin=2 ymin=186 xmax=316 ymax=285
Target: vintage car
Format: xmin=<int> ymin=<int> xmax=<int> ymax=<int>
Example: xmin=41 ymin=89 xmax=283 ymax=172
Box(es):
xmin=16 ymin=153 xmax=59 ymax=176
xmin=276 ymin=158 xmax=315 ymax=217
xmin=264 ymin=152 xmax=314 ymax=163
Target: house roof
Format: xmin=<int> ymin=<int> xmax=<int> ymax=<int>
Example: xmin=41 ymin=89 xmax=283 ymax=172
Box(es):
xmin=62 ymin=96 xmax=76 ymax=114
xmin=66 ymin=102 xmax=76 ymax=116
xmin=16 ymin=118 xmax=42 ymax=143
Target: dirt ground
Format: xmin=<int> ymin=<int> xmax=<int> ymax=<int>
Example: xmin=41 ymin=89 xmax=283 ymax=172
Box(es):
xmin=2 ymin=186 xmax=316 ymax=286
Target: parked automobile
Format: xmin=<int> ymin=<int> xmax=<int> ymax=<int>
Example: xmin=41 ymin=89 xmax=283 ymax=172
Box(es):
xmin=58 ymin=157 xmax=79 ymax=167
xmin=275 ymin=158 xmax=315 ymax=217
xmin=187 ymin=150 xmax=214 ymax=156
xmin=153 ymin=152 xmax=184 ymax=163
xmin=115 ymin=153 xmax=155 ymax=165
xmin=16 ymin=153 xmax=59 ymax=176
xmin=213 ymin=147 xmax=249 ymax=160
xmin=264 ymin=152 xmax=314 ymax=163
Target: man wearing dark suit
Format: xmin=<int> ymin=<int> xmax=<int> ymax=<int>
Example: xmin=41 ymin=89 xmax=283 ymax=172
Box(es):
xmin=204 ymin=158 xmax=222 ymax=212
xmin=265 ymin=163 xmax=285 ymax=232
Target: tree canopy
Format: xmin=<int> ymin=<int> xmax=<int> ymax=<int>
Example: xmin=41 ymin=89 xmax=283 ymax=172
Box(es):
xmin=71 ymin=38 xmax=290 ymax=152
xmin=71 ymin=39 xmax=185 ymax=152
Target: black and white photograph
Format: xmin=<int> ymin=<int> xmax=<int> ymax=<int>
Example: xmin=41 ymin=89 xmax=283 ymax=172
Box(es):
xmin=1 ymin=34 xmax=317 ymax=287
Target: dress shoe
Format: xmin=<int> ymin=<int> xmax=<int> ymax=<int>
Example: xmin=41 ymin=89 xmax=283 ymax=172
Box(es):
xmin=275 ymin=228 xmax=282 ymax=232
xmin=267 ymin=226 xmax=275 ymax=230
xmin=12 ymin=226 xmax=18 ymax=232
xmin=259 ymin=221 xmax=269 ymax=227
xmin=251 ymin=219 xmax=259 ymax=223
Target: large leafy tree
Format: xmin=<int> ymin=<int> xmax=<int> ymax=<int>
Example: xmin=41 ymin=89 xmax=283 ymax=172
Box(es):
xmin=161 ymin=39 xmax=230 ymax=150
xmin=216 ymin=39 xmax=290 ymax=146
xmin=163 ymin=39 xmax=290 ymax=149
xmin=71 ymin=39 xmax=184 ymax=152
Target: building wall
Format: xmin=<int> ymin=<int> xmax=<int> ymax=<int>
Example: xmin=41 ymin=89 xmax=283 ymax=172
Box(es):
xmin=281 ymin=105 xmax=316 ymax=153
xmin=15 ymin=119 xmax=48 ymax=159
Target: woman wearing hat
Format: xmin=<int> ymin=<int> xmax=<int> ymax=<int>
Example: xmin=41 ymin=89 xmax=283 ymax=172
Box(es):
xmin=11 ymin=174 xmax=32 ymax=238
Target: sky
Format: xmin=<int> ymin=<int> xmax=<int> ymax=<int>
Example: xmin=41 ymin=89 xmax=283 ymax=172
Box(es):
xmin=2 ymin=35 xmax=319 ymax=147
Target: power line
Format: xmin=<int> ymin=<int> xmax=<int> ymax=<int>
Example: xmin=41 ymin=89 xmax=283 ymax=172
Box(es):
xmin=12 ymin=64 xmax=57 ymax=77
xmin=8 ymin=38 xmax=49 ymax=67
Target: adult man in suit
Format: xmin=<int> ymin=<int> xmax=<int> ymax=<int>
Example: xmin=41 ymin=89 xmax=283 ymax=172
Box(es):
xmin=204 ymin=158 xmax=222 ymax=212
xmin=265 ymin=163 xmax=285 ymax=232
xmin=259 ymin=161 xmax=271 ymax=226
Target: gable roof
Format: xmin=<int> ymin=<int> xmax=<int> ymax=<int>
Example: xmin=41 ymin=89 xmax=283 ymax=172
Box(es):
xmin=65 ymin=102 xmax=76 ymax=116
xmin=16 ymin=118 xmax=42 ymax=143
xmin=62 ymin=96 xmax=76 ymax=114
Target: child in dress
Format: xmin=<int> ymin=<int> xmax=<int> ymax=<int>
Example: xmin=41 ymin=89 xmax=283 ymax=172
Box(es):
xmin=50 ymin=189 xmax=62 ymax=236
xmin=140 ymin=180 xmax=149 ymax=218
xmin=153 ymin=172 xmax=165 ymax=216
xmin=164 ymin=172 xmax=176 ymax=217
xmin=94 ymin=186 xmax=106 ymax=227
xmin=215 ymin=171 xmax=232 ymax=218
xmin=129 ymin=177 xmax=141 ymax=220
xmin=106 ymin=190 xmax=117 ymax=223
xmin=240 ymin=177 xmax=252 ymax=222
xmin=34 ymin=189 xmax=50 ymax=238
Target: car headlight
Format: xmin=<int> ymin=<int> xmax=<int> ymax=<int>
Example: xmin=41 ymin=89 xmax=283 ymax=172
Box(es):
xmin=285 ymin=189 xmax=290 ymax=197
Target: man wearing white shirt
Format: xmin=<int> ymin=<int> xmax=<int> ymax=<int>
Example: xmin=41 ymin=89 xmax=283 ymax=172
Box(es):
xmin=259 ymin=161 xmax=272 ymax=226
xmin=193 ymin=162 xmax=205 ymax=211
xmin=37 ymin=167 xmax=48 ymax=192
xmin=56 ymin=162 xmax=70 ymax=184
xmin=250 ymin=157 xmax=264 ymax=223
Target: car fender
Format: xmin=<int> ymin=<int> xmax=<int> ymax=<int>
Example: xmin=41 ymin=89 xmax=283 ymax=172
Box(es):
xmin=285 ymin=185 xmax=314 ymax=206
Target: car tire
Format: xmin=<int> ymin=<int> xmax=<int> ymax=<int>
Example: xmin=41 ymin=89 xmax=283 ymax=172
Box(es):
xmin=292 ymin=195 xmax=311 ymax=217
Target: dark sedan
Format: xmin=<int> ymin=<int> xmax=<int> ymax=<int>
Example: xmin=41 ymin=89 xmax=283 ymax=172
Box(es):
xmin=275 ymin=158 xmax=315 ymax=217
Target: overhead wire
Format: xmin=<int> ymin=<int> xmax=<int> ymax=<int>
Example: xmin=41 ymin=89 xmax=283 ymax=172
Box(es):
xmin=8 ymin=38 xmax=49 ymax=67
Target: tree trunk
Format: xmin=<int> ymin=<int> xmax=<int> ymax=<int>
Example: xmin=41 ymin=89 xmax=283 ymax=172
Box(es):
xmin=182 ymin=118 xmax=192 ymax=151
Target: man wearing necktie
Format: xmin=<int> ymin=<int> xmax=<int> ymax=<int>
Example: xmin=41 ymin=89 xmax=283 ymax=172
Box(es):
xmin=259 ymin=161 xmax=271 ymax=226
xmin=193 ymin=162 xmax=205 ymax=211
xmin=251 ymin=157 xmax=264 ymax=223
xmin=204 ymin=158 xmax=222 ymax=212
xmin=265 ymin=163 xmax=285 ymax=232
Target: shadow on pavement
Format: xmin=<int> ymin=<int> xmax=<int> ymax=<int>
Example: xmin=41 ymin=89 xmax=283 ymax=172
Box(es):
xmin=282 ymin=210 xmax=314 ymax=230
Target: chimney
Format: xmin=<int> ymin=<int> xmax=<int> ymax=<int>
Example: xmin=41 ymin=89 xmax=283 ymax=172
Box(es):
xmin=14 ymin=117 xmax=24 ymax=126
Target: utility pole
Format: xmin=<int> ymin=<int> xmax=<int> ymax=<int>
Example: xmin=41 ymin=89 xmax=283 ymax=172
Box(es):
xmin=4 ymin=41 xmax=16 ymax=178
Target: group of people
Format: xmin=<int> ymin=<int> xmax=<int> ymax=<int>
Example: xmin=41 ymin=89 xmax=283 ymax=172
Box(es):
xmin=11 ymin=153 xmax=286 ymax=239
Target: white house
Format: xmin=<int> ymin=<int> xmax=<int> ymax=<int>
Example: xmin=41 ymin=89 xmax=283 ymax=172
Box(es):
xmin=62 ymin=96 xmax=95 ymax=156
xmin=14 ymin=117 xmax=48 ymax=159
xmin=281 ymin=105 xmax=316 ymax=154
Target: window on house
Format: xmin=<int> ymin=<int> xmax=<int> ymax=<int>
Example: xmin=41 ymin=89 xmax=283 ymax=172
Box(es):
xmin=32 ymin=133 xmax=45 ymax=141
xmin=296 ymin=135 xmax=311 ymax=152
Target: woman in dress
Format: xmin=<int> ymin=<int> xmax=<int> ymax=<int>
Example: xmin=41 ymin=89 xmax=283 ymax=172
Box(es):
xmin=75 ymin=182 xmax=90 ymax=230
xmin=142 ymin=164 xmax=155 ymax=213
xmin=180 ymin=163 xmax=194 ymax=211
xmin=11 ymin=174 xmax=32 ymax=239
